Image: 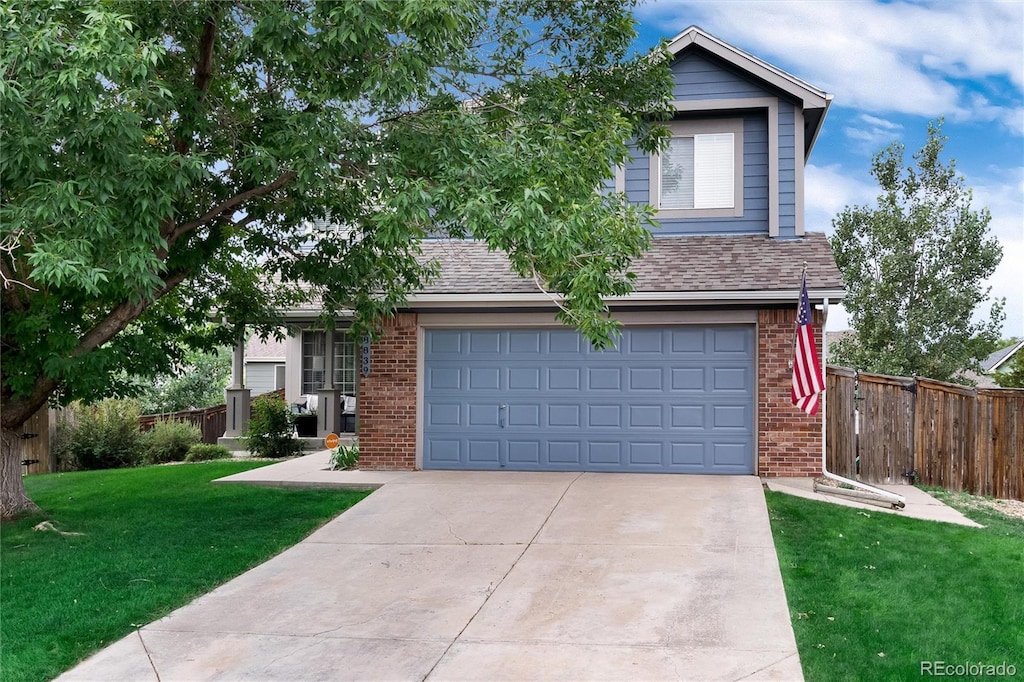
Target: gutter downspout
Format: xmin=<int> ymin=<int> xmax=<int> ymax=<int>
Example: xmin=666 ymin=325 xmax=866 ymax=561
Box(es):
xmin=817 ymin=297 xmax=906 ymax=509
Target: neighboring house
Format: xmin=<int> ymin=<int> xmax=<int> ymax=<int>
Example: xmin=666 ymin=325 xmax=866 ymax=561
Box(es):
xmin=240 ymin=25 xmax=845 ymax=477
xmin=244 ymin=335 xmax=287 ymax=396
xmin=973 ymin=339 xmax=1024 ymax=387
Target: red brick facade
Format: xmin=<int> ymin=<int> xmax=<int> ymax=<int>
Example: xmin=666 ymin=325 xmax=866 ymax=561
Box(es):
xmin=357 ymin=313 xmax=419 ymax=470
xmin=757 ymin=307 xmax=824 ymax=477
xmin=358 ymin=310 xmax=824 ymax=476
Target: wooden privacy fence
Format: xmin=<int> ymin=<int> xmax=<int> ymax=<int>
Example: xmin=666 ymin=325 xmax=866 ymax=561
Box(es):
xmin=139 ymin=388 xmax=285 ymax=445
xmin=826 ymin=366 xmax=1024 ymax=501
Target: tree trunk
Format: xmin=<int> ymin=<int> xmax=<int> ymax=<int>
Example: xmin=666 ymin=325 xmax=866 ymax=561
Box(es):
xmin=1 ymin=424 xmax=38 ymax=519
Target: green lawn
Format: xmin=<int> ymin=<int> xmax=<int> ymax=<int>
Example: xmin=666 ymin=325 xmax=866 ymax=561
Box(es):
xmin=766 ymin=490 xmax=1024 ymax=682
xmin=1 ymin=462 xmax=370 ymax=682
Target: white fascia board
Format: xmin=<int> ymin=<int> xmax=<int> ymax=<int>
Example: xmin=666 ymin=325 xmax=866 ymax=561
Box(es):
xmin=666 ymin=26 xmax=830 ymax=109
xmin=405 ymin=289 xmax=846 ymax=307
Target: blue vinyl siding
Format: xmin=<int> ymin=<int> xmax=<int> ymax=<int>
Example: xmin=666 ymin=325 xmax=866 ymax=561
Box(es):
xmin=670 ymin=53 xmax=767 ymax=101
xmin=423 ymin=327 xmax=755 ymax=474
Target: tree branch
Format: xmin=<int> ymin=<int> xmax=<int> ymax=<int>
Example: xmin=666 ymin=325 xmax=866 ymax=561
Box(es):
xmin=165 ymin=170 xmax=297 ymax=249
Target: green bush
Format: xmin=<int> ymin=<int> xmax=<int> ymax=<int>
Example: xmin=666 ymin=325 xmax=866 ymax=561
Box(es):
xmin=142 ymin=419 xmax=202 ymax=464
xmin=59 ymin=400 xmax=143 ymax=470
xmin=184 ymin=444 xmax=233 ymax=462
xmin=330 ymin=442 xmax=359 ymax=470
xmin=245 ymin=393 xmax=303 ymax=458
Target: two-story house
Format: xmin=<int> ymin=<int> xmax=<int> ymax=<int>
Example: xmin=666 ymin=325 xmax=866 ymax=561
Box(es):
xmin=239 ymin=26 xmax=845 ymax=478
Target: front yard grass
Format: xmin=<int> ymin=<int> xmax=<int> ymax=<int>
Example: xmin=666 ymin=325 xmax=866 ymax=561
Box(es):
xmin=1 ymin=461 xmax=370 ymax=682
xmin=766 ymin=490 xmax=1024 ymax=682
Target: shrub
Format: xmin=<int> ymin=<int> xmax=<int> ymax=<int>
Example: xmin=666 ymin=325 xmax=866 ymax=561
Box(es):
xmin=330 ymin=442 xmax=359 ymax=470
xmin=245 ymin=393 xmax=303 ymax=458
xmin=184 ymin=444 xmax=233 ymax=462
xmin=142 ymin=419 xmax=202 ymax=464
xmin=60 ymin=400 xmax=143 ymax=470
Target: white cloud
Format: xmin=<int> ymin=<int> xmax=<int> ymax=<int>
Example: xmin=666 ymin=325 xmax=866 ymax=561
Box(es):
xmin=639 ymin=0 xmax=1024 ymax=132
xmin=844 ymin=114 xmax=904 ymax=152
xmin=804 ymin=163 xmax=878 ymax=231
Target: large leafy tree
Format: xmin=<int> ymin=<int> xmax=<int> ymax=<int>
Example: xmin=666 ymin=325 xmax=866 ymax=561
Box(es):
xmin=829 ymin=120 xmax=1003 ymax=382
xmin=0 ymin=0 xmax=673 ymax=516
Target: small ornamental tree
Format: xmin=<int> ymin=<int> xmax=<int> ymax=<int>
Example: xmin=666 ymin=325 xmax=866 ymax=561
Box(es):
xmin=829 ymin=120 xmax=1003 ymax=383
xmin=0 ymin=0 xmax=673 ymax=516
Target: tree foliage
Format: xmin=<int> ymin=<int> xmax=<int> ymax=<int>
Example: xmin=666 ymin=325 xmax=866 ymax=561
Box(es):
xmin=0 ymin=0 xmax=673 ymax=514
xmin=829 ymin=120 xmax=1003 ymax=383
xmin=135 ymin=347 xmax=231 ymax=414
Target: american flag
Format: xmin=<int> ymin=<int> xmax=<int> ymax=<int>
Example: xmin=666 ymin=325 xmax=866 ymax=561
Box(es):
xmin=792 ymin=273 xmax=824 ymax=415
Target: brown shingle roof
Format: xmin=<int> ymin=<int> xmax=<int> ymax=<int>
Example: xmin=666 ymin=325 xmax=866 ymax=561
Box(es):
xmin=417 ymin=232 xmax=843 ymax=295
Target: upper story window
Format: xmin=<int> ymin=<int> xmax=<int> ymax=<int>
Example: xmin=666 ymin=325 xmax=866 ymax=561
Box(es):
xmin=301 ymin=330 xmax=357 ymax=395
xmin=651 ymin=118 xmax=744 ymax=219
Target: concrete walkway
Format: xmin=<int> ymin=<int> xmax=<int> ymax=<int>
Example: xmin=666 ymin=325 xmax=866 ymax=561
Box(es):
xmin=764 ymin=478 xmax=982 ymax=527
xmin=59 ymin=458 xmax=803 ymax=681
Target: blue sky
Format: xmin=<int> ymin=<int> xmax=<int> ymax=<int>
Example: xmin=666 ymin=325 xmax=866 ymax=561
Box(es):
xmin=631 ymin=0 xmax=1024 ymax=337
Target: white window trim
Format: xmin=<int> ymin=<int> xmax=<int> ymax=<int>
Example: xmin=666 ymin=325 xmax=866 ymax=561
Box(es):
xmin=650 ymin=118 xmax=744 ymax=219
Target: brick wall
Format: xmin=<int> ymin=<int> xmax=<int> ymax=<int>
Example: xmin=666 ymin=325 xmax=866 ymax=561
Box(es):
xmin=758 ymin=307 xmax=824 ymax=477
xmin=358 ymin=313 xmax=418 ymax=470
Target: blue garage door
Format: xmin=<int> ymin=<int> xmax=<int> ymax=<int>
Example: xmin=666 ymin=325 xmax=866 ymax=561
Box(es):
xmin=423 ymin=326 xmax=755 ymax=474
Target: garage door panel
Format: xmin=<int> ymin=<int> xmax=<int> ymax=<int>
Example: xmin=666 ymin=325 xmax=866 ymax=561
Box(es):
xmin=469 ymin=331 xmax=501 ymax=354
xmin=468 ymin=367 xmax=500 ymax=390
xmin=548 ymin=331 xmax=581 ymax=353
xmin=588 ymin=441 xmax=621 ymax=465
xmin=548 ymin=367 xmax=582 ymax=391
xmin=467 ymin=440 xmax=500 ymax=463
xmin=509 ymin=367 xmax=540 ymax=390
xmin=629 ymin=329 xmax=665 ymax=353
xmin=428 ymin=403 xmax=461 ymax=427
xmin=712 ymin=367 xmax=750 ymax=391
xmin=427 ymin=439 xmax=461 ymax=464
xmin=547 ymin=405 xmax=581 ymax=428
xmin=588 ymin=404 xmax=622 ymax=428
xmin=423 ymin=327 xmax=754 ymax=474
xmin=548 ymin=441 xmax=581 ymax=464
xmin=508 ymin=404 xmax=540 ymax=427
xmin=713 ymin=327 xmax=752 ymax=354
xmin=670 ymin=328 xmax=706 ymax=353
xmin=508 ymin=440 xmax=541 ymax=464
xmin=428 ymin=367 xmax=462 ymax=390
xmin=628 ymin=404 xmax=663 ymax=428
xmin=588 ymin=368 xmax=622 ymax=390
xmin=468 ymin=403 xmax=499 ymax=427
xmin=429 ymin=331 xmax=462 ymax=354
xmin=712 ymin=405 xmax=749 ymax=429
xmin=628 ymin=442 xmax=664 ymax=466
xmin=509 ymin=331 xmax=541 ymax=353
xmin=671 ymin=405 xmax=704 ymax=428
xmin=629 ymin=367 xmax=664 ymax=391
xmin=713 ymin=442 xmax=750 ymax=467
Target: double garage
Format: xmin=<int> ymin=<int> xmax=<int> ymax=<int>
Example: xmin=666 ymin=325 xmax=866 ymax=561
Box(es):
xmin=422 ymin=325 xmax=756 ymax=474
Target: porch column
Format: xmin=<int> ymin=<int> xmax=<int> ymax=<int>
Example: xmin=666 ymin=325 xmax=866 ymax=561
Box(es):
xmin=317 ymin=329 xmax=342 ymax=438
xmin=224 ymin=336 xmax=251 ymax=437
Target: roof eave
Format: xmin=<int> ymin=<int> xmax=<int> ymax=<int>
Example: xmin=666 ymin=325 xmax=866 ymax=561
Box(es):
xmin=405 ymin=289 xmax=846 ymax=308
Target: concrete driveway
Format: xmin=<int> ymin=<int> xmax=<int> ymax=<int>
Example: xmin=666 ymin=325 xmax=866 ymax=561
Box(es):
xmin=59 ymin=471 xmax=801 ymax=681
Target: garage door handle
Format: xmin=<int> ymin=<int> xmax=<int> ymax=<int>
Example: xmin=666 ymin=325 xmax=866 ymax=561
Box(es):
xmin=499 ymin=404 xmax=507 ymax=428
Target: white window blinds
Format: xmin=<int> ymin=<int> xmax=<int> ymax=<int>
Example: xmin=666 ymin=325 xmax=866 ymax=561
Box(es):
xmin=659 ymin=133 xmax=735 ymax=210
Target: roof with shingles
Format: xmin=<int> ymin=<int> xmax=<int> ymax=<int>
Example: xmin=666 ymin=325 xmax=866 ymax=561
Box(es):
xmin=417 ymin=232 xmax=843 ymax=295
